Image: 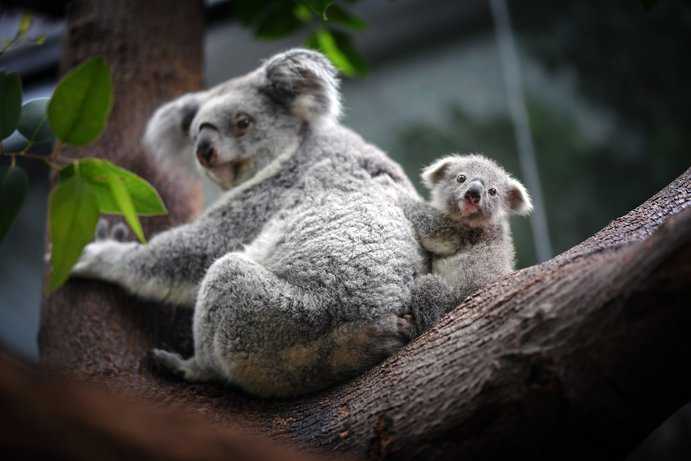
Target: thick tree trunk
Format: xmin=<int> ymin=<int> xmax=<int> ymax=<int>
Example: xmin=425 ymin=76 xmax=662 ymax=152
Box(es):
xmin=30 ymin=0 xmax=691 ymax=460
xmin=39 ymin=0 xmax=204 ymax=371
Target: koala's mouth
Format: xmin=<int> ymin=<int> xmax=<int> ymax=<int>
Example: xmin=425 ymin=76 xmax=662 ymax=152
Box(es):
xmin=452 ymin=199 xmax=489 ymax=227
xmin=205 ymin=158 xmax=253 ymax=189
xmin=459 ymin=198 xmax=482 ymax=217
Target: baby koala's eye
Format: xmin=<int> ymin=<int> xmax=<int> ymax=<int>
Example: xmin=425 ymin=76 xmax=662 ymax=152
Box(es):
xmin=488 ymin=187 xmax=497 ymax=196
xmin=456 ymin=174 xmax=466 ymax=183
xmin=232 ymin=112 xmax=253 ymax=136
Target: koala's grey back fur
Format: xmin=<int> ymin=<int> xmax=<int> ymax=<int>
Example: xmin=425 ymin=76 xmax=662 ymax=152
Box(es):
xmin=189 ymin=127 xmax=425 ymax=395
xmin=73 ymin=49 xmax=432 ymax=397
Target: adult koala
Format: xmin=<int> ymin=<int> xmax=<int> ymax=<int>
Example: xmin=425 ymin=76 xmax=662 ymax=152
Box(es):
xmin=72 ymin=49 xmax=429 ymax=397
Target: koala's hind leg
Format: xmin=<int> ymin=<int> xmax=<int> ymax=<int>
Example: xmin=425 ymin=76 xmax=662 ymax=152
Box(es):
xmin=193 ymin=252 xmax=333 ymax=396
xmin=150 ymin=349 xmax=217 ymax=383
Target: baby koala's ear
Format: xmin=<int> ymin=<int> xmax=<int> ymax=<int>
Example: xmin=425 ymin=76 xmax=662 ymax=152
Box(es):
xmin=262 ymin=48 xmax=341 ymax=124
xmin=505 ymin=178 xmax=533 ymax=215
xmin=421 ymin=157 xmax=453 ymax=189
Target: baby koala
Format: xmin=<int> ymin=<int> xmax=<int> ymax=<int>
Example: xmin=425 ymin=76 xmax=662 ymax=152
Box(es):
xmin=404 ymin=154 xmax=533 ymax=332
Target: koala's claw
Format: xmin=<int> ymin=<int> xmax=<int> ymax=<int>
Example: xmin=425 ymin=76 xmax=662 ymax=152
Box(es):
xmin=95 ymin=218 xmax=130 ymax=242
xmin=150 ymin=349 xmax=215 ymax=383
xmin=110 ymin=222 xmax=130 ymax=242
xmin=95 ymin=218 xmax=109 ymax=240
xmin=150 ymin=348 xmax=187 ymax=380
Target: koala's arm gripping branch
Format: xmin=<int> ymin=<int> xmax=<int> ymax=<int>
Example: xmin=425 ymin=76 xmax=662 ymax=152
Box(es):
xmin=400 ymin=198 xmax=464 ymax=255
xmin=39 ymin=168 xmax=691 ymax=461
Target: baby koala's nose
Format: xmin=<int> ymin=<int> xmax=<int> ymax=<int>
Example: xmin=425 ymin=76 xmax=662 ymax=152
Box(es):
xmin=196 ymin=139 xmax=216 ymax=167
xmin=465 ymin=185 xmax=482 ymax=204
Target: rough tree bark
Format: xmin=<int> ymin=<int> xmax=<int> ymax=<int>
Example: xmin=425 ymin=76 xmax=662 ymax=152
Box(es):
xmin=26 ymin=1 xmax=691 ymax=460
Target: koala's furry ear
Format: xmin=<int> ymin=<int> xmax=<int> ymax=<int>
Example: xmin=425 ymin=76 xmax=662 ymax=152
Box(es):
xmin=262 ymin=48 xmax=341 ymax=123
xmin=421 ymin=157 xmax=453 ymax=189
xmin=506 ymin=178 xmax=533 ymax=215
xmin=143 ymin=92 xmax=206 ymax=168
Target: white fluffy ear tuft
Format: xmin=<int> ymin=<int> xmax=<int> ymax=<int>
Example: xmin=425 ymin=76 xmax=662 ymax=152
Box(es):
xmin=506 ymin=178 xmax=533 ymax=215
xmin=263 ymin=48 xmax=341 ymax=123
xmin=142 ymin=92 xmax=206 ymax=170
xmin=421 ymin=157 xmax=454 ymax=190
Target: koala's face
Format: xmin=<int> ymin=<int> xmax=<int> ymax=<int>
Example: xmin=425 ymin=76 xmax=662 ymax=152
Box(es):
xmin=188 ymin=76 xmax=302 ymax=189
xmin=422 ymin=154 xmax=533 ymax=227
xmin=146 ymin=49 xmax=341 ymax=190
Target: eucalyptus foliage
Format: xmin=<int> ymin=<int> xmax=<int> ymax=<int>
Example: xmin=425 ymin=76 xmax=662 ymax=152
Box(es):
xmin=1 ymin=57 xmax=166 ymax=291
xmin=235 ymin=0 xmax=368 ymax=76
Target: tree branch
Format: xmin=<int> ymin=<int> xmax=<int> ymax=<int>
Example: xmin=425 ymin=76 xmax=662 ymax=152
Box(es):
xmin=39 ymin=168 xmax=691 ymax=461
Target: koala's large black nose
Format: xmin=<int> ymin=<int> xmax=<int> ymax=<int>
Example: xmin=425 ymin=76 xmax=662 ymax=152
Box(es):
xmin=196 ymin=139 xmax=216 ymax=167
xmin=465 ymin=185 xmax=482 ymax=204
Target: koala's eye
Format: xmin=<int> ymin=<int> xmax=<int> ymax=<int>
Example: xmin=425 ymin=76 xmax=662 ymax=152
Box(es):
xmin=231 ymin=112 xmax=253 ymax=136
xmin=236 ymin=115 xmax=251 ymax=129
xmin=456 ymin=174 xmax=466 ymax=183
xmin=488 ymin=187 xmax=497 ymax=196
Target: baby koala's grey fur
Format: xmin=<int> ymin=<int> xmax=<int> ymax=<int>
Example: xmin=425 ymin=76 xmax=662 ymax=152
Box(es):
xmin=401 ymin=154 xmax=533 ymax=333
xmin=71 ymin=49 xmax=432 ymax=397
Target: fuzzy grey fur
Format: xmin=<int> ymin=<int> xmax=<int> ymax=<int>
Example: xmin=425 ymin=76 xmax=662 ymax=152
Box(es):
xmin=72 ymin=49 xmax=428 ymax=397
xmin=400 ymin=154 xmax=533 ymax=334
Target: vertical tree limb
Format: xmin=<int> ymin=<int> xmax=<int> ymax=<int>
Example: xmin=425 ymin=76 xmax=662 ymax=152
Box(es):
xmin=40 ymin=0 xmax=204 ymax=372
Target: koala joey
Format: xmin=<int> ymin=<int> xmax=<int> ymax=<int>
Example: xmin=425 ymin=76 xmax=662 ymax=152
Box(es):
xmin=71 ymin=49 xmax=430 ymax=398
xmin=400 ymin=154 xmax=533 ymax=332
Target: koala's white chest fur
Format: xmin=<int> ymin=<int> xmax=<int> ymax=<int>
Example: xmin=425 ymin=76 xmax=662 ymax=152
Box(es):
xmin=433 ymin=253 xmax=472 ymax=289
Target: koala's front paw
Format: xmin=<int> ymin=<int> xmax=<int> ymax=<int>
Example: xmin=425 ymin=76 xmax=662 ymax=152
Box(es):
xmin=71 ymin=218 xmax=136 ymax=279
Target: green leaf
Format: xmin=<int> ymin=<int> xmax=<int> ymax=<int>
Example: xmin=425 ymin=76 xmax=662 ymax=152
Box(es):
xmin=324 ymin=4 xmax=366 ymax=30
xmin=104 ymin=169 xmax=145 ymax=243
xmin=17 ymin=98 xmax=54 ymax=143
xmin=300 ymin=0 xmax=334 ymax=20
xmin=0 ymin=165 xmax=29 ymax=242
xmin=330 ymin=29 xmax=367 ymax=75
xmin=48 ymin=173 xmax=100 ymax=290
xmin=17 ymin=15 xmax=32 ymax=39
xmin=48 ymin=56 xmax=113 ymax=146
xmin=293 ymin=3 xmax=313 ymax=22
xmin=60 ymin=159 xmax=167 ymax=217
xmin=0 ymin=71 xmax=22 ymax=139
xmin=306 ymin=28 xmax=367 ymax=77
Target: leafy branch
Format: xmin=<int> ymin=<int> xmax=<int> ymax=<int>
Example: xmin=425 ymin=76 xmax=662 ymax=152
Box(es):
xmin=0 ymin=14 xmax=45 ymax=56
xmin=0 ymin=57 xmax=167 ymax=291
xmin=234 ymin=0 xmax=368 ymax=76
